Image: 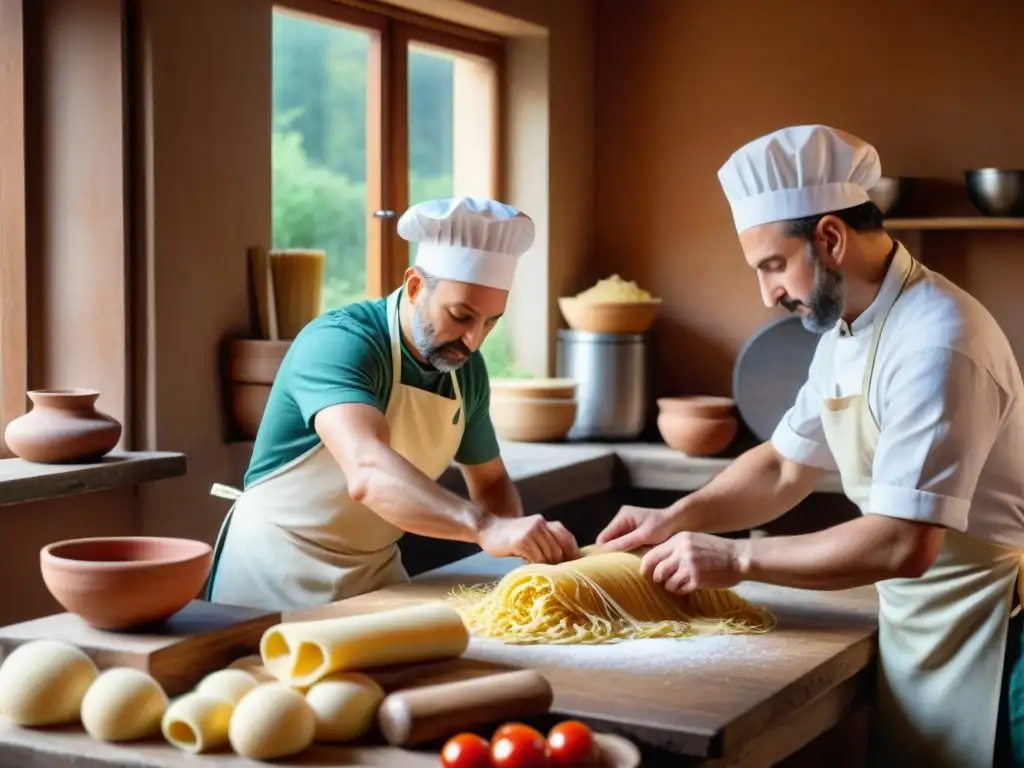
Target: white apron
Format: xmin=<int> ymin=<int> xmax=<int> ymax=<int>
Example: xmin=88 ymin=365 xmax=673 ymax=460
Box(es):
xmin=206 ymin=289 xmax=465 ymax=612
xmin=819 ymin=258 xmax=1024 ymax=767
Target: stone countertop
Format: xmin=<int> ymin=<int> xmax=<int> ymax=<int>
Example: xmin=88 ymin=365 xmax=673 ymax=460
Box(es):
xmin=440 ymin=441 xmax=844 ymax=512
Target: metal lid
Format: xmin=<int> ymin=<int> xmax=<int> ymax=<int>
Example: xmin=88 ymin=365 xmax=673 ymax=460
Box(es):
xmin=556 ymin=328 xmax=647 ymax=344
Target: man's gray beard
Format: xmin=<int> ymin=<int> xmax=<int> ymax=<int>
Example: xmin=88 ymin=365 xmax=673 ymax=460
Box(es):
xmin=411 ymin=304 xmax=466 ymax=373
xmin=801 ymin=252 xmax=845 ymax=335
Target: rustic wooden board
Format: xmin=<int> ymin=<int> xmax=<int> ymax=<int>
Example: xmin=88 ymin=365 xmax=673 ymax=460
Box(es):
xmin=285 ymin=553 xmax=880 ymax=761
xmin=0 ymin=451 xmax=187 ymax=506
xmin=0 ymin=600 xmax=279 ymax=696
xmin=0 ymin=718 xmax=638 ymax=768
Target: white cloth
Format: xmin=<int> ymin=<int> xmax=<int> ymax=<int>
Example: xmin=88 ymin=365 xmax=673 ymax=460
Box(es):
xmin=717 ymin=125 xmax=882 ymax=233
xmin=398 ymin=196 xmax=534 ymax=291
xmin=773 ymin=242 xmax=1024 ymax=549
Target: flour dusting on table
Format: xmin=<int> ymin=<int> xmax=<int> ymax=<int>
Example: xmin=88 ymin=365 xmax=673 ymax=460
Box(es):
xmin=466 ymin=633 xmax=775 ymax=674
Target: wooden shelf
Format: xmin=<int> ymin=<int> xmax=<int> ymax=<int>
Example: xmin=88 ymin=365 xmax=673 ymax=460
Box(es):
xmin=884 ymin=217 xmax=1024 ymax=230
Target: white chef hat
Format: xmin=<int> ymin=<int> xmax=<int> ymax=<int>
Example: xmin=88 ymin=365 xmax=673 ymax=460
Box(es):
xmin=398 ymin=196 xmax=535 ymax=291
xmin=717 ymin=125 xmax=882 ymax=234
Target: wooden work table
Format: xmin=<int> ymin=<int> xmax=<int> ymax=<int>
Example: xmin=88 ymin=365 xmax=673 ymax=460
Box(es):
xmin=289 ymin=552 xmax=881 ymax=767
xmin=0 ymin=550 xmax=879 ymax=767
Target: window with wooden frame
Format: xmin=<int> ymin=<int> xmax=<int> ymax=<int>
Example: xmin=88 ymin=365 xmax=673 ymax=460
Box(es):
xmin=0 ymin=0 xmax=29 ymax=457
xmin=271 ymin=0 xmax=527 ymax=377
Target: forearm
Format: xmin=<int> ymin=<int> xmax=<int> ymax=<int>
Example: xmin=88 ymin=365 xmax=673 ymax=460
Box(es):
xmin=347 ymin=444 xmax=490 ymax=543
xmin=473 ymin=474 xmax=524 ymax=519
xmin=739 ymin=514 xmax=942 ymax=590
xmin=669 ymin=442 xmax=824 ymax=534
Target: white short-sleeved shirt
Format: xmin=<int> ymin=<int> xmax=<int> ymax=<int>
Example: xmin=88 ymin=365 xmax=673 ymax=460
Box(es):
xmin=772 ymin=242 xmax=1024 ymax=549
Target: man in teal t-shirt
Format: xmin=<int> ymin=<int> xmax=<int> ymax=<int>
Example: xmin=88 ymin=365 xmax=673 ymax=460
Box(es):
xmin=208 ymin=197 xmax=579 ymax=612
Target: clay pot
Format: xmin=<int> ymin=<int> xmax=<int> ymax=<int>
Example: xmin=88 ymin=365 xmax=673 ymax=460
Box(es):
xmin=40 ymin=536 xmax=213 ymax=630
xmin=5 ymin=389 xmax=121 ymax=463
xmin=223 ymin=339 xmax=291 ymax=440
xmin=231 ymin=383 xmax=272 ymax=440
xmin=656 ymin=396 xmax=738 ymax=456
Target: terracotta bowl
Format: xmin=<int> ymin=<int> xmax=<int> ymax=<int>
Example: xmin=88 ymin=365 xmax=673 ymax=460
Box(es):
xmin=657 ymin=396 xmax=736 ymax=418
xmin=489 ymin=396 xmax=577 ymax=442
xmin=657 ymin=396 xmax=738 ymax=456
xmin=40 ymin=537 xmax=213 ymax=630
xmin=557 ymin=297 xmax=661 ymax=334
xmin=490 ymin=377 xmax=577 ymax=400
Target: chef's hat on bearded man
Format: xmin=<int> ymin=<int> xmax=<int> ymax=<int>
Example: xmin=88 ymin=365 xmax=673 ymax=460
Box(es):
xmin=717 ymin=125 xmax=882 ymax=235
xmin=397 ymin=196 xmax=535 ymax=291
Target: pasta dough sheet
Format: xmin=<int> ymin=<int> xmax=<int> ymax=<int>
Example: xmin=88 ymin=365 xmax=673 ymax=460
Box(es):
xmin=447 ymin=545 xmax=775 ymax=644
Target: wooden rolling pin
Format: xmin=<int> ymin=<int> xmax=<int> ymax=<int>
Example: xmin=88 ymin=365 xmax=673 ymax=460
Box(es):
xmin=377 ymin=669 xmax=554 ymax=747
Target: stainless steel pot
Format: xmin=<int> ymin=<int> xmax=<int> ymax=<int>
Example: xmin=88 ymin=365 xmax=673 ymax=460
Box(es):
xmin=556 ymin=329 xmax=651 ymax=440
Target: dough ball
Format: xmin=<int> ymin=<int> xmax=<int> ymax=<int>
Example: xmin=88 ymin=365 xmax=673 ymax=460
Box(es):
xmin=194 ymin=668 xmax=258 ymax=705
xmin=0 ymin=639 xmax=98 ymax=725
xmin=161 ymin=691 xmax=233 ymax=754
xmin=228 ymin=682 xmax=315 ymax=760
xmin=227 ymin=654 xmax=276 ymax=683
xmin=81 ymin=667 xmax=168 ymax=742
xmin=305 ymin=672 xmax=384 ymax=743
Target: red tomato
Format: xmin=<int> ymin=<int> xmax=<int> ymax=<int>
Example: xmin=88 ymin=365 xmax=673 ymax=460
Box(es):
xmin=547 ymin=720 xmax=597 ymax=766
xmin=440 ymin=732 xmax=491 ymax=768
xmin=490 ymin=722 xmax=550 ymax=768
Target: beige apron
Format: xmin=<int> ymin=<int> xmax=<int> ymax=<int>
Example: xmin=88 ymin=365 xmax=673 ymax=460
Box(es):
xmin=206 ymin=289 xmax=466 ymax=612
xmin=819 ymin=258 xmax=1023 ymax=767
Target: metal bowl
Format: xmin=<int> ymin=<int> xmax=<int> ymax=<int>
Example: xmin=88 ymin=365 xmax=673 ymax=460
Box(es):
xmin=964 ymin=169 xmax=1024 ymax=216
xmin=867 ymin=176 xmax=913 ymax=215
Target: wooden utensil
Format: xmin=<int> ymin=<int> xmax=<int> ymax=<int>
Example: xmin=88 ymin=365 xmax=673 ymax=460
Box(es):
xmin=247 ymin=246 xmax=279 ymax=341
xmin=377 ymin=669 xmax=554 ymax=747
xmin=0 ymin=600 xmax=279 ymax=696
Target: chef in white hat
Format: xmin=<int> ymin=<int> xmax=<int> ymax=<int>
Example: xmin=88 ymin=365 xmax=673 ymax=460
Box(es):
xmin=597 ymin=125 xmax=1024 ymax=765
xmin=208 ymin=196 xmax=579 ymax=612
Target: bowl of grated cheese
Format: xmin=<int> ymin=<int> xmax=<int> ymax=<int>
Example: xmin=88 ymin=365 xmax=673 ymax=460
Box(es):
xmin=558 ymin=274 xmax=661 ymax=334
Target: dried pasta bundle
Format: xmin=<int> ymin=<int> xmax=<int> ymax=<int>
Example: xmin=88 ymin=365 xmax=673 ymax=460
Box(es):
xmin=448 ymin=546 xmax=775 ymax=645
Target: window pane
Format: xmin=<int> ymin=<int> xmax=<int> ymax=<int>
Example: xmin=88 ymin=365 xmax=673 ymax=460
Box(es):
xmin=272 ymin=10 xmax=370 ymax=312
xmin=408 ymin=43 xmax=530 ymax=378
xmin=407 ymin=44 xmax=496 ymax=263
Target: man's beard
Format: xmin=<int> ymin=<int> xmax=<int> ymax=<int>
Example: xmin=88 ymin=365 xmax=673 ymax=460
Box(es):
xmin=411 ymin=300 xmax=472 ymax=373
xmin=780 ymin=246 xmax=845 ymax=334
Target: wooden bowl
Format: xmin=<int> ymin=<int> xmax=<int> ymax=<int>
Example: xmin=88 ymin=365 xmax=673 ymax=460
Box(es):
xmin=490 ymin=378 xmax=577 ymax=400
xmin=558 ymin=297 xmax=661 ymax=334
xmin=224 ymin=338 xmax=291 ymax=384
xmin=40 ymin=537 xmax=213 ymax=630
xmin=489 ymin=396 xmax=577 ymax=442
xmin=231 ymin=383 xmax=272 ymax=440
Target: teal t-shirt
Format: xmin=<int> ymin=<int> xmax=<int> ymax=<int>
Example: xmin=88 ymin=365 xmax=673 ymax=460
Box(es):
xmin=244 ymin=295 xmax=500 ymax=487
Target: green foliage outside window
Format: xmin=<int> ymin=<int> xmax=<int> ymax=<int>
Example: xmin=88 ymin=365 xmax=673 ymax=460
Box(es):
xmin=270 ymin=11 xmax=529 ymax=379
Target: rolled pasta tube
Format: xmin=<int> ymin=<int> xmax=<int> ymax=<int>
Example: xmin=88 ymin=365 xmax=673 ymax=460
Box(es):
xmin=161 ymin=692 xmax=233 ymax=754
xmin=260 ymin=602 xmax=469 ymax=687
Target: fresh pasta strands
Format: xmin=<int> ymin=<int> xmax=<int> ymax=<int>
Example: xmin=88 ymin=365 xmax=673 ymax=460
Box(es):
xmin=448 ymin=546 xmax=775 ymax=644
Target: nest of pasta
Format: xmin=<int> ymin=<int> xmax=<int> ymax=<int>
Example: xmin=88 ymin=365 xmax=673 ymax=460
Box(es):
xmin=447 ymin=547 xmax=776 ymax=645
